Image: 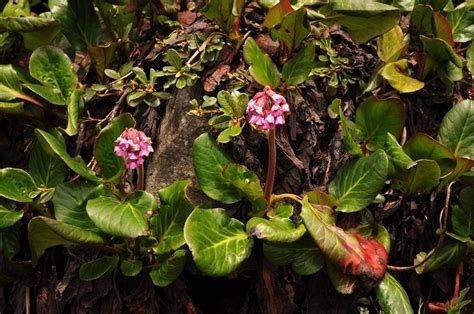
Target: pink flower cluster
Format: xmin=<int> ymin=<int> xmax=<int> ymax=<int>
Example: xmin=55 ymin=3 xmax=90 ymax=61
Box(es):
xmin=114 ymin=128 xmax=154 ymax=170
xmin=246 ymin=86 xmax=290 ymax=130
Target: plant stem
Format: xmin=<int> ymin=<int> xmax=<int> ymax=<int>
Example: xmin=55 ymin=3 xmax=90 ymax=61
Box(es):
xmin=137 ymin=164 xmax=144 ymax=190
xmin=264 ymin=129 xmax=276 ymax=209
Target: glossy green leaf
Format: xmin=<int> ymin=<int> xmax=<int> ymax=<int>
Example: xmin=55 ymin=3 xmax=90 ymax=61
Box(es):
xmin=446 ymin=3 xmax=474 ymax=43
xmin=243 ymin=37 xmax=281 ymax=88
xmin=0 ymin=205 xmax=23 ymax=229
xmin=23 ymin=83 xmax=65 ymax=105
xmin=34 ymin=129 xmax=99 ymax=182
xmin=403 ymin=133 xmax=456 ymax=175
xmin=53 ymin=182 xmax=113 ymax=232
xmin=184 ymin=208 xmax=253 ymax=276
xmin=246 ymin=216 xmax=306 ymax=242
xmin=385 ymin=133 xmax=416 ymax=177
xmin=29 ymin=46 xmax=77 ymax=100
xmin=438 ymin=157 xmax=474 ymax=188
xmin=149 ymin=249 xmax=187 ymax=287
xmin=28 ymin=216 xmax=106 ymax=265
xmin=86 ymin=191 xmax=157 ymax=238
xmin=217 ymin=124 xmax=243 ymax=144
xmin=152 ymin=180 xmax=193 ymax=254
xmin=376 ymin=272 xmax=414 ymax=314
xmin=414 ymin=240 xmax=466 ymax=273
xmin=263 ymin=235 xmax=324 ymax=275
xmin=410 ymin=4 xmax=433 ymax=35
xmin=282 ymin=43 xmax=315 ymax=86
xmin=380 ymin=59 xmax=425 ymax=93
xmin=120 ymin=259 xmax=143 ymax=277
xmin=438 ymin=100 xmax=474 ymax=159
xmin=49 ymin=0 xmax=101 ymax=50
xmin=270 ymin=8 xmax=309 ymax=52
xmin=64 ymin=89 xmax=83 ymax=136
xmin=192 ymin=133 xmax=241 ymax=204
xmin=0 ymin=101 xmax=23 ymax=113
xmin=222 ymin=163 xmax=266 ymax=207
xmin=0 ymin=64 xmax=22 ymax=91
xmin=393 ymin=159 xmax=441 ymax=194
xmin=28 ymin=141 xmax=67 ymax=188
xmin=355 ymin=96 xmax=405 ymax=150
xmin=420 ymin=36 xmax=463 ymax=68
xmin=322 ymin=0 xmax=401 ymax=43
xmin=377 ymin=25 xmax=407 ymax=63
xmin=94 ymin=113 xmax=136 ymax=181
xmin=0 ymin=168 xmax=37 ymax=202
xmin=79 ymin=255 xmax=119 ymax=281
xmin=0 ymin=16 xmax=58 ymax=32
xmin=329 ymin=150 xmax=388 ymax=213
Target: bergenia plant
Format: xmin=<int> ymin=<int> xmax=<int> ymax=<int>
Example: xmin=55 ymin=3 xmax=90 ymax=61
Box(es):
xmin=114 ymin=128 xmax=154 ymax=190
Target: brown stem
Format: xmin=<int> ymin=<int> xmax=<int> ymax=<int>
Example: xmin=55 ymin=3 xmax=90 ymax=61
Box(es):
xmin=137 ymin=164 xmax=144 ymax=190
xmin=265 ymin=129 xmax=276 ymax=210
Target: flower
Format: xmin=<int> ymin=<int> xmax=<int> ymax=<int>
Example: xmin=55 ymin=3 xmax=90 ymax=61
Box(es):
xmin=246 ymin=86 xmax=290 ymax=130
xmin=114 ymin=128 xmax=154 ymax=170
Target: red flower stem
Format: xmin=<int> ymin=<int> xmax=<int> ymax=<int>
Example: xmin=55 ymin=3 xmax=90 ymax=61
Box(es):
xmin=137 ymin=164 xmax=144 ymax=190
xmin=264 ymin=129 xmax=276 ymax=210
xmin=452 ymin=262 xmax=463 ymax=302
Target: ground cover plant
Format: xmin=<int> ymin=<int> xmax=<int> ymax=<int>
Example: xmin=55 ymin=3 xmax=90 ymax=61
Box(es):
xmin=0 ymin=0 xmax=474 ymax=313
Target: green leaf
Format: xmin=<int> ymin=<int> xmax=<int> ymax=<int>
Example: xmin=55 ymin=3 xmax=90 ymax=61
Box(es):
xmin=377 ymin=25 xmax=407 ymax=63
xmin=439 ymin=157 xmax=474 ymax=188
xmin=376 ymin=273 xmax=414 ymax=314
xmin=29 ymin=45 xmax=77 ymax=100
xmin=184 ymin=208 xmax=253 ymax=276
xmin=79 ymin=255 xmax=119 ymax=281
xmin=326 ymin=262 xmax=357 ymax=294
xmin=339 ymin=104 xmax=362 ymax=155
xmin=149 ymin=249 xmax=187 ymax=287
xmin=222 ymin=163 xmax=266 ymax=209
xmin=192 ymin=133 xmax=241 ymax=204
xmin=94 ymin=113 xmax=136 ymax=181
xmin=0 ymin=16 xmax=58 ymax=32
xmin=385 ymin=133 xmax=416 ymax=177
xmin=86 ymin=191 xmax=157 ymax=238
xmin=165 ymin=49 xmax=182 ymax=70
xmin=438 ymin=100 xmax=474 ymax=159
xmin=0 ymin=64 xmax=22 ymax=91
xmin=49 ymin=0 xmax=101 ymax=50
xmin=263 ymin=235 xmax=324 ymax=275
xmin=321 ymin=0 xmax=401 ymax=43
xmin=329 ymin=150 xmax=388 ymax=213
xmin=0 ymin=225 xmax=21 ymax=259
xmin=246 ymin=216 xmax=306 ymax=242
xmin=467 ymin=42 xmax=474 ymax=75
xmin=262 ymin=0 xmax=293 ymax=28
xmin=392 ymin=159 xmax=441 ymax=194
xmin=451 ymin=187 xmax=474 ymax=239
xmin=420 ymin=35 xmax=463 ymax=68
xmin=446 ymin=3 xmax=474 ymax=43
xmin=300 ymin=197 xmax=388 ymax=280
xmin=53 ymin=182 xmax=113 ymax=232
xmin=28 ymin=141 xmax=67 ymax=188
xmin=380 ymin=59 xmax=425 ymax=93
xmin=120 ymin=259 xmax=143 ymax=277
xmin=355 ymin=96 xmax=405 ymax=151
xmin=201 ymin=0 xmax=242 ymax=33
xmin=0 ymin=101 xmax=24 ymax=113
xmin=410 ymin=4 xmax=433 ymax=35
xmin=64 ymin=89 xmax=83 ymax=136
xmin=217 ymin=124 xmax=243 ymax=144
xmin=0 ymin=205 xmax=23 ymax=229
xmin=403 ymin=133 xmax=456 ymax=175
xmin=243 ymin=37 xmax=281 ymax=88
xmin=34 ymin=129 xmax=99 ymax=182
xmin=270 ymin=8 xmax=310 ymax=52
xmin=152 ymin=180 xmax=193 ymax=254
xmin=282 ymin=43 xmax=315 ymax=86
xmin=0 ymin=168 xmax=37 ymax=202
xmin=23 ymin=83 xmax=65 ymax=105
xmin=28 ymin=216 xmax=106 ymax=265
xmin=414 ymin=240 xmax=466 ymax=273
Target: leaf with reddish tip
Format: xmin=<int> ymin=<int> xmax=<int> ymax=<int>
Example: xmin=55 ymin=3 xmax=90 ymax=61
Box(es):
xmin=300 ymin=195 xmax=388 ymax=281
xmin=433 ymin=12 xmax=455 ymax=47
xmin=262 ymin=0 xmax=293 ymax=29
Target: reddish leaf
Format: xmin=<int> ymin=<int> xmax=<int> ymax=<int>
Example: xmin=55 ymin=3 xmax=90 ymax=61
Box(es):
xmin=301 ymin=195 xmax=388 ymax=281
xmin=203 ymin=64 xmax=230 ymax=92
xmin=262 ymin=0 xmax=294 ymax=29
xmin=178 ymin=11 xmax=200 ymax=28
xmin=433 ymin=12 xmax=454 ymax=47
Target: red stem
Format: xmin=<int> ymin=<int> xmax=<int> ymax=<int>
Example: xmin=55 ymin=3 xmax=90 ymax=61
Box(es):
xmin=137 ymin=164 xmax=144 ymax=190
xmin=264 ymin=129 xmax=276 ymax=207
xmin=452 ymin=262 xmax=463 ymax=302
